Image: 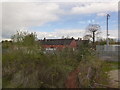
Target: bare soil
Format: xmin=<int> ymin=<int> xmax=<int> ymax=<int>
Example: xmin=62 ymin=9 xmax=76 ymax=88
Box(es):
xmin=65 ymin=68 xmax=80 ymax=88
xmin=108 ymin=70 xmax=120 ymax=88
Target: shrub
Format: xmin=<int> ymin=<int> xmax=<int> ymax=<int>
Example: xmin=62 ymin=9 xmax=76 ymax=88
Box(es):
xmin=2 ymin=31 xmax=109 ymax=88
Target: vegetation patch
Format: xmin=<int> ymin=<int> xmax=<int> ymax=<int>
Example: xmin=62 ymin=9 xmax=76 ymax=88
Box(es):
xmin=2 ymin=31 xmax=110 ymax=88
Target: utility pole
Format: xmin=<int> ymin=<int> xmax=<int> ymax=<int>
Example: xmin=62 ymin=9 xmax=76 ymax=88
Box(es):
xmin=106 ymin=14 xmax=110 ymax=46
xmin=93 ymin=31 xmax=95 ymax=44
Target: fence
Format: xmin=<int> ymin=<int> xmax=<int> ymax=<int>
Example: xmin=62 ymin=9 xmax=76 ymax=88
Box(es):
xmin=96 ymin=45 xmax=120 ymax=62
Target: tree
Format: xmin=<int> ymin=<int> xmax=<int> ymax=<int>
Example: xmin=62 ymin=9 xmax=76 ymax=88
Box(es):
xmin=11 ymin=31 xmax=38 ymax=46
xmin=83 ymin=34 xmax=92 ymax=40
xmin=61 ymin=36 xmax=65 ymax=39
xmin=2 ymin=40 xmax=13 ymax=49
xmin=85 ymin=24 xmax=101 ymax=44
xmin=98 ymin=38 xmax=117 ymax=45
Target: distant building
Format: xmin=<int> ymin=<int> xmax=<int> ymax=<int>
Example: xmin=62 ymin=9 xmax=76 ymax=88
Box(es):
xmin=39 ymin=38 xmax=89 ymax=51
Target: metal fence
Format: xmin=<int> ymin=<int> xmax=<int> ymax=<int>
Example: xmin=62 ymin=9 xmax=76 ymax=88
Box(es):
xmin=96 ymin=45 xmax=120 ymax=62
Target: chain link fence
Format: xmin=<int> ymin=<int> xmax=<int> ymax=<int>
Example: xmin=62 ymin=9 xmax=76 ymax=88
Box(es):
xmin=96 ymin=45 xmax=120 ymax=62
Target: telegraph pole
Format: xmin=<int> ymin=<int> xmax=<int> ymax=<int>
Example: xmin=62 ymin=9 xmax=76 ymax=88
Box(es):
xmin=106 ymin=14 xmax=110 ymax=46
xmin=93 ymin=31 xmax=95 ymax=44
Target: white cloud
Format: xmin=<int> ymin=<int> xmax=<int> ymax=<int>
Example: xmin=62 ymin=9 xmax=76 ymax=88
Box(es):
xmin=2 ymin=29 xmax=118 ymax=41
xmin=97 ymin=13 xmax=107 ymax=16
xmin=35 ymin=29 xmax=86 ymax=39
xmin=2 ymin=0 xmax=119 ymax=3
xmin=2 ymin=2 xmax=64 ymax=39
xmin=71 ymin=2 xmax=118 ymax=15
xmin=1 ymin=2 xmax=118 ymax=40
xmin=100 ymin=30 xmax=118 ymax=39
xmin=0 ymin=2 xmax=2 ymax=41
xmin=33 ymin=29 xmax=118 ymax=40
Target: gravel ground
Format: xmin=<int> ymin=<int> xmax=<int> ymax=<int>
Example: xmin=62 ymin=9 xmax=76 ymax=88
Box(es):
xmin=108 ymin=70 xmax=120 ymax=88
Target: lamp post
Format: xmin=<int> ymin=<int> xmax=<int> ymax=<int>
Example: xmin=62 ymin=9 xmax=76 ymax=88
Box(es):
xmin=106 ymin=14 xmax=110 ymax=46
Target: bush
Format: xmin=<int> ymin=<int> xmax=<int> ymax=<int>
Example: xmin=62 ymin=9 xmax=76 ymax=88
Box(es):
xmin=2 ymin=44 xmax=78 ymax=88
xmin=2 ymin=31 xmax=109 ymax=88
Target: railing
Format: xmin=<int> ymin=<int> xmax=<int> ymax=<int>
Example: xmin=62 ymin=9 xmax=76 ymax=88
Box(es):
xmin=96 ymin=45 xmax=120 ymax=62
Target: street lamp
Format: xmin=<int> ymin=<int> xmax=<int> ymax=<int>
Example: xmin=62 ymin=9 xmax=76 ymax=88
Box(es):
xmin=106 ymin=14 xmax=110 ymax=46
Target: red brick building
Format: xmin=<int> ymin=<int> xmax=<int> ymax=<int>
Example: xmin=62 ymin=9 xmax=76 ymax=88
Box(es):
xmin=39 ymin=38 xmax=89 ymax=51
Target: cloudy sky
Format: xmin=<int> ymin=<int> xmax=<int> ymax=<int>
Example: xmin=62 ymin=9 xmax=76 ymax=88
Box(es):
xmin=1 ymin=0 xmax=119 ymax=40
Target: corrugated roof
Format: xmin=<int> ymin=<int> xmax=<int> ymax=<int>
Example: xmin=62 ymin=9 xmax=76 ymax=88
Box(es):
xmin=40 ymin=39 xmax=74 ymax=45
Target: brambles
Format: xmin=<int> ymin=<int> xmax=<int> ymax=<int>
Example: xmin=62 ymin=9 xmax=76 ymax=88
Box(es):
xmin=2 ymin=31 xmax=109 ymax=88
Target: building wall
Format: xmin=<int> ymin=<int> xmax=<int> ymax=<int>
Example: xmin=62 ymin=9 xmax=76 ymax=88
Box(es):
xmin=69 ymin=40 xmax=77 ymax=48
xmin=43 ymin=45 xmax=65 ymax=48
xmin=42 ymin=40 xmax=77 ymax=51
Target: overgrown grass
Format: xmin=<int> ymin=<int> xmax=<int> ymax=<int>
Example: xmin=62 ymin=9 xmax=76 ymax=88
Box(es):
xmin=2 ymin=32 xmax=110 ymax=88
xmin=77 ymin=51 xmax=109 ymax=88
xmin=2 ymin=43 xmax=111 ymax=88
xmin=102 ymin=61 xmax=120 ymax=72
xmin=2 ymin=46 xmax=80 ymax=88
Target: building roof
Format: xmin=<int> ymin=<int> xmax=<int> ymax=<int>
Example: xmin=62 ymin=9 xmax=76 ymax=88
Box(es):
xmin=39 ymin=39 xmax=74 ymax=45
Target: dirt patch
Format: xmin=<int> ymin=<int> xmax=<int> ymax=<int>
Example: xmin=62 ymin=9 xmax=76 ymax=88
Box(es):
xmin=108 ymin=70 xmax=120 ymax=88
xmin=65 ymin=68 xmax=80 ymax=88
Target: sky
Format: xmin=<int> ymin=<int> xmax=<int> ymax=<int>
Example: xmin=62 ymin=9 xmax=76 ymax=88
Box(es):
xmin=1 ymin=0 xmax=119 ymax=41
